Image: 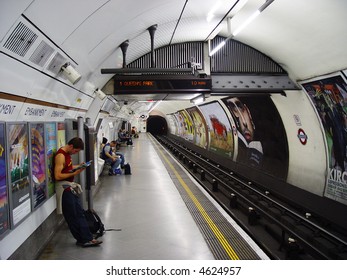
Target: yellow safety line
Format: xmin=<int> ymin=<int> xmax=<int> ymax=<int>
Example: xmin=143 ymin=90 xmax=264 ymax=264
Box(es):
xmin=151 ymin=137 xmax=240 ymax=260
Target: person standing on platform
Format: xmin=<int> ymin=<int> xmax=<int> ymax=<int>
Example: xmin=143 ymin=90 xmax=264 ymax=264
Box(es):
xmin=54 ymin=137 xmax=102 ymax=247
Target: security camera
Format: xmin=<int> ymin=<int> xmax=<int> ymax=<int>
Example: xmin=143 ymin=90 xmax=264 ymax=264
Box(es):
xmin=95 ymin=88 xmax=106 ymax=100
xmin=61 ymin=63 xmax=81 ymax=84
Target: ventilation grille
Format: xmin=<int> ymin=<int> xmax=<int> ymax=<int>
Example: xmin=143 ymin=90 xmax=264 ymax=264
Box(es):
xmin=3 ymin=22 xmax=38 ymax=57
xmin=128 ymin=42 xmax=204 ymax=70
xmin=46 ymin=52 xmax=65 ymax=75
xmin=29 ymin=40 xmax=55 ymax=67
xmin=211 ymin=36 xmax=285 ymax=74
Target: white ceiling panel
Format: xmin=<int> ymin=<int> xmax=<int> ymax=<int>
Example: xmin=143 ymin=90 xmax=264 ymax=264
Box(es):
xmin=1 ymin=0 xmax=346 ymax=115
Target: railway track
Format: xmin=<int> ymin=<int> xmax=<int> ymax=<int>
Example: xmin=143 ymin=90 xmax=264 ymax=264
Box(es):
xmin=156 ymin=135 xmax=347 ymax=260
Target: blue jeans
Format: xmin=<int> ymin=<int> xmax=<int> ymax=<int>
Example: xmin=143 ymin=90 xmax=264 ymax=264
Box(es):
xmin=116 ymin=152 xmax=125 ymax=166
xmin=105 ymin=157 xmax=121 ymax=173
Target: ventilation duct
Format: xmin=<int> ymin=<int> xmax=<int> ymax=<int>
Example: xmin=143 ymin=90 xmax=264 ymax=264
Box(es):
xmin=3 ymin=22 xmax=38 ymax=57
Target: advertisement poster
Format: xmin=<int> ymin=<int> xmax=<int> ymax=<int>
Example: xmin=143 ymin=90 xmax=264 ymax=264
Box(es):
xmin=198 ymin=101 xmax=234 ymax=157
xmin=0 ymin=122 xmax=9 ymax=236
xmin=178 ymin=110 xmax=194 ymax=142
xmin=186 ymin=106 xmax=208 ymax=149
xmin=57 ymin=122 xmax=66 ymax=149
xmin=302 ymin=75 xmax=347 ymax=205
xmin=29 ymin=123 xmax=47 ymax=208
xmin=167 ymin=114 xmax=178 ymax=136
xmin=173 ymin=112 xmax=184 ymax=138
xmin=7 ymin=122 xmax=31 ymax=226
xmin=223 ymin=96 xmax=288 ymax=179
xmin=45 ymin=123 xmax=57 ymax=197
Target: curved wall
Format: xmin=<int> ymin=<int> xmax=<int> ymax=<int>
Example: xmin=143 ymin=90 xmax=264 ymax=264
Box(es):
xmin=165 ymin=82 xmax=340 ymax=206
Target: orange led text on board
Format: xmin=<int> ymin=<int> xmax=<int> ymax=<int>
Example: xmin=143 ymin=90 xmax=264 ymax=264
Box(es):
xmin=191 ymin=80 xmax=207 ymax=86
xmin=119 ymin=81 xmax=154 ymax=86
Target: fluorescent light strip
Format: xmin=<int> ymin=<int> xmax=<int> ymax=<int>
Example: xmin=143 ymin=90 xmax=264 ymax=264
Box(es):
xmin=148 ymin=100 xmax=162 ymax=114
xmin=209 ymin=41 xmax=226 ymax=56
xmin=209 ymin=0 xmax=275 ymax=56
xmin=232 ymin=10 xmax=260 ymax=36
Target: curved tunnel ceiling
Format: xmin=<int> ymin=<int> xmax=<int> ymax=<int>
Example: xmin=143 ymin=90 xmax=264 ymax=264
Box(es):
xmin=1 ymin=0 xmax=346 ymax=116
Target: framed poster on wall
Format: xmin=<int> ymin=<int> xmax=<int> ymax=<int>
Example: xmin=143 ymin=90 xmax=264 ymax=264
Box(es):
xmin=186 ymin=106 xmax=209 ymax=149
xmin=29 ymin=122 xmax=47 ymax=209
xmin=45 ymin=122 xmax=57 ymax=197
xmin=6 ymin=122 xmax=31 ymax=227
xmin=222 ymin=96 xmax=289 ymax=179
xmin=198 ymin=101 xmax=234 ymax=158
xmin=178 ymin=110 xmax=194 ymax=142
xmin=57 ymin=122 xmax=66 ymax=149
xmin=302 ymin=74 xmax=347 ymax=205
xmin=0 ymin=122 xmax=9 ymax=236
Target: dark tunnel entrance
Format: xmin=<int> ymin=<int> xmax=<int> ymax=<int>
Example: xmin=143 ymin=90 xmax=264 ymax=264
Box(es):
xmin=147 ymin=115 xmax=168 ymax=135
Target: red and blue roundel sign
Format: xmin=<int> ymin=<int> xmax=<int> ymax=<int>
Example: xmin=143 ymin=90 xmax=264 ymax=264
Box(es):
xmin=297 ymin=128 xmax=308 ymax=145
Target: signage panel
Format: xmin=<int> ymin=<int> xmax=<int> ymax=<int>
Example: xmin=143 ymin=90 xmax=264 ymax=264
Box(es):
xmin=113 ymin=76 xmax=211 ymax=93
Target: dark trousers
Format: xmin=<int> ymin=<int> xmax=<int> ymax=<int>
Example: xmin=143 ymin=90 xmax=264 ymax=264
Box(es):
xmin=62 ymin=189 xmax=93 ymax=243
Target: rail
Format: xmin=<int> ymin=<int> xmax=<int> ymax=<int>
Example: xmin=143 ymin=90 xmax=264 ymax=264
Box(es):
xmin=156 ymin=135 xmax=347 ymax=259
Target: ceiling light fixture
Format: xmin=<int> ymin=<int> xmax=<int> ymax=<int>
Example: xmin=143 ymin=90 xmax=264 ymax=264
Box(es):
xmin=209 ymin=0 xmax=275 ymax=56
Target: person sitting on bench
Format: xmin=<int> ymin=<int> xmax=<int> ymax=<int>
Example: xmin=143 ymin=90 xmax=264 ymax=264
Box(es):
xmin=101 ymin=140 xmax=122 ymax=175
xmin=117 ymin=129 xmax=132 ymax=146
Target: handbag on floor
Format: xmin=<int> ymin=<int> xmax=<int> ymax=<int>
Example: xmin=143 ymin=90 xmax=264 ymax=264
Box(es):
xmin=124 ymin=163 xmax=132 ymax=175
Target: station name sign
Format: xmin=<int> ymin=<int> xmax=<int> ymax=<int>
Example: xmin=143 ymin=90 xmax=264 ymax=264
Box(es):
xmin=113 ymin=75 xmax=211 ymax=93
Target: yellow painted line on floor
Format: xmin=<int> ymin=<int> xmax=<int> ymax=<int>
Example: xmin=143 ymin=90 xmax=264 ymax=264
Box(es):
xmin=151 ymin=137 xmax=240 ymax=260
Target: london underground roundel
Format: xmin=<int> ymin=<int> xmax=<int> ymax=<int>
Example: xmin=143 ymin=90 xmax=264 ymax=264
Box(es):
xmin=297 ymin=128 xmax=308 ymax=145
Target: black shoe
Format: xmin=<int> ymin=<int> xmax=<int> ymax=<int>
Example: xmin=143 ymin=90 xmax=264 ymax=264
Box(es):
xmin=108 ymin=171 xmax=114 ymax=176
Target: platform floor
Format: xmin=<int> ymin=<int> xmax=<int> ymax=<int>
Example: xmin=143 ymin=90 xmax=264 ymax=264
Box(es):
xmin=38 ymin=133 xmax=268 ymax=260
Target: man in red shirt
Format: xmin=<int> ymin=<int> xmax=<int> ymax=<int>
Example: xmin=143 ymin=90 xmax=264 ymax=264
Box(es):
xmin=54 ymin=137 xmax=102 ymax=247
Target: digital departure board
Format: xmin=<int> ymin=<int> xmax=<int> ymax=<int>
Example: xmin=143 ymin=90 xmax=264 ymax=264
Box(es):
xmin=113 ymin=75 xmax=211 ymax=93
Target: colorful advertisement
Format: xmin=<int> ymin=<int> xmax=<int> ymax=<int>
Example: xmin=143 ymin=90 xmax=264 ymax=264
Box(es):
xmin=7 ymin=122 xmax=31 ymax=226
xmin=173 ymin=112 xmax=185 ymax=138
xmin=178 ymin=110 xmax=194 ymax=142
xmin=186 ymin=106 xmax=208 ymax=149
xmin=222 ymin=96 xmax=288 ymax=179
xmin=29 ymin=123 xmax=47 ymax=208
xmin=198 ymin=101 xmax=234 ymax=157
xmin=45 ymin=123 xmax=57 ymax=197
xmin=0 ymin=123 xmax=9 ymax=236
xmin=302 ymin=75 xmax=347 ymax=205
xmin=57 ymin=122 xmax=66 ymax=149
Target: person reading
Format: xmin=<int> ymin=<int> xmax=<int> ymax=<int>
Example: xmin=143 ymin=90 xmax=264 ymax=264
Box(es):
xmin=54 ymin=137 xmax=102 ymax=247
